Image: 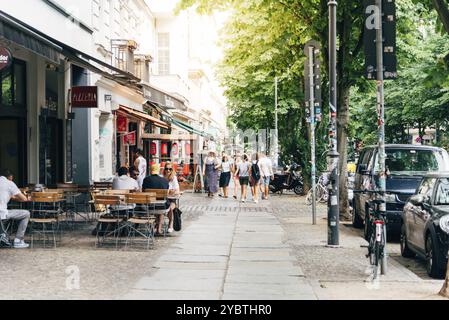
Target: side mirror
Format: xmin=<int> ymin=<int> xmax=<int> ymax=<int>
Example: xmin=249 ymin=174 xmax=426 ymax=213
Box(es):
xmin=409 ymin=194 xmax=424 ymax=206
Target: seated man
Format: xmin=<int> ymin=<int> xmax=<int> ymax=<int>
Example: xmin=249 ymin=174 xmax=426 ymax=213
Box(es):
xmin=142 ymin=164 xmax=169 ymax=235
xmin=0 ymin=169 xmax=30 ymax=248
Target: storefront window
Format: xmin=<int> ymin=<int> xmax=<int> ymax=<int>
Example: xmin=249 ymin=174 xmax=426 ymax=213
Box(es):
xmin=0 ymin=59 xmax=26 ymax=108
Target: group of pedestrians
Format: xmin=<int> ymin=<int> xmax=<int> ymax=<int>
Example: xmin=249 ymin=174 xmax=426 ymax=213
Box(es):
xmin=203 ymin=152 xmax=274 ymax=203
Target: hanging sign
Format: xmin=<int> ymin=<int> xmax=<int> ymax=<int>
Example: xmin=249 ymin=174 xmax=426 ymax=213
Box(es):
xmin=161 ymin=142 xmax=168 ymax=156
xmin=150 ymin=142 xmax=157 ymax=155
xmin=172 ymin=143 xmax=178 ymax=156
xmin=117 ymin=115 xmax=128 ymax=133
xmin=71 ymin=86 xmax=98 ymax=108
xmin=123 ymin=131 xmax=136 ymax=146
xmin=0 ymin=47 xmax=12 ymax=72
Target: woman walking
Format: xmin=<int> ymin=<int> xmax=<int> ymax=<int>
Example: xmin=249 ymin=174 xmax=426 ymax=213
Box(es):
xmin=203 ymin=151 xmax=220 ymax=197
xmin=249 ymin=153 xmax=262 ymax=203
xmin=232 ymin=155 xmax=241 ymax=199
xmin=219 ymin=154 xmax=232 ymax=198
xmin=235 ymin=154 xmax=251 ymax=203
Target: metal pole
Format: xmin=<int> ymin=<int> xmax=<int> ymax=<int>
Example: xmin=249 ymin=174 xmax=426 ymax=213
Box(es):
xmin=309 ymin=47 xmax=317 ymax=225
xmin=275 ymin=76 xmax=279 ymax=168
xmin=327 ymin=0 xmax=339 ymax=246
xmin=375 ymin=0 xmax=387 ymax=274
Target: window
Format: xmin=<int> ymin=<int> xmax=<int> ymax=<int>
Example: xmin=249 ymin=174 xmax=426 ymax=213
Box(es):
xmin=374 ymin=149 xmax=443 ymax=173
xmin=436 ymin=178 xmax=449 ymax=205
xmin=417 ymin=178 xmax=436 ymax=201
xmin=0 ymin=59 xmax=26 ymax=108
xmin=158 ymin=33 xmax=170 ymax=75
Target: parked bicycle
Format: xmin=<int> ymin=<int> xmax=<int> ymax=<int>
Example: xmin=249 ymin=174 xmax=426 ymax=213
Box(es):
xmin=353 ymin=189 xmax=409 ymax=279
xmin=306 ymin=173 xmax=329 ymax=205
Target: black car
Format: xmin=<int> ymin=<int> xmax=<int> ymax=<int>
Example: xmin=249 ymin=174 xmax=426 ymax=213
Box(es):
xmin=353 ymin=144 xmax=449 ymax=237
xmin=401 ymin=173 xmax=449 ymax=278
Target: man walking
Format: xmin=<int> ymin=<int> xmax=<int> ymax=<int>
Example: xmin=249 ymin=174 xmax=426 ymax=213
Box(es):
xmin=134 ymin=149 xmax=147 ymax=190
xmin=258 ymin=153 xmax=274 ymax=200
xmin=0 ymin=169 xmax=31 ymax=248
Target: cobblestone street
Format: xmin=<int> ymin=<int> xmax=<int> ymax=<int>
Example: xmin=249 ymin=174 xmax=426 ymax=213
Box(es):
xmin=0 ymin=190 xmax=446 ymax=300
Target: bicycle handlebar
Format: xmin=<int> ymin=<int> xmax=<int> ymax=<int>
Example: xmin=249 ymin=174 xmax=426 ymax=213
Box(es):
xmin=352 ymin=189 xmax=411 ymax=195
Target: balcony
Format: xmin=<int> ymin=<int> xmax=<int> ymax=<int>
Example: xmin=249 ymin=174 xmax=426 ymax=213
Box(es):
xmin=111 ymin=39 xmax=138 ymax=75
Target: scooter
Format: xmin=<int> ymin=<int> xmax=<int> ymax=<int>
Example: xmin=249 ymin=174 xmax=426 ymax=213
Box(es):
xmin=269 ymin=162 xmax=305 ymax=195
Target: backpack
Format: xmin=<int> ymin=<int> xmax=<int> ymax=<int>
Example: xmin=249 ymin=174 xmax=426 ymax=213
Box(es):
xmin=173 ymin=208 xmax=183 ymax=231
xmin=251 ymin=161 xmax=261 ymax=181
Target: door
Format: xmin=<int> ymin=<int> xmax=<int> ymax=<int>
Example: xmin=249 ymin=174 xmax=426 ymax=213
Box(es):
xmin=39 ymin=117 xmax=64 ymax=186
xmin=0 ymin=118 xmax=27 ymax=186
xmin=409 ymin=178 xmax=436 ymax=247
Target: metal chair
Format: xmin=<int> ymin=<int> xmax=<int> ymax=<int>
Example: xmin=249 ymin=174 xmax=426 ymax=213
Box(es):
xmin=143 ymin=189 xmax=169 ymax=236
xmin=94 ymin=195 xmax=124 ymax=249
xmin=30 ymin=192 xmax=64 ymax=249
xmin=124 ymin=193 xmax=157 ymax=250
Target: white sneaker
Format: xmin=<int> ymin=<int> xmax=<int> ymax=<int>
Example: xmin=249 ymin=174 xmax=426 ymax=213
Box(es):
xmin=13 ymin=239 xmax=29 ymax=249
xmin=167 ymin=228 xmax=174 ymax=233
xmin=254 ymin=199 xmax=259 ymax=204
xmin=241 ymin=199 xmax=246 ymax=203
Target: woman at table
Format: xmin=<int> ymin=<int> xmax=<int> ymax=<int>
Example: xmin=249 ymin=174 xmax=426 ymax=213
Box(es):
xmin=163 ymin=162 xmax=180 ymax=234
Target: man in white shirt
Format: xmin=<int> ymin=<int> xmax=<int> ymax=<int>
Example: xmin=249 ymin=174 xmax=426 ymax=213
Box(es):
xmin=0 ymin=169 xmax=31 ymax=248
xmin=112 ymin=166 xmax=140 ymax=211
xmin=258 ymin=153 xmax=274 ymax=200
xmin=134 ymin=149 xmax=147 ymax=190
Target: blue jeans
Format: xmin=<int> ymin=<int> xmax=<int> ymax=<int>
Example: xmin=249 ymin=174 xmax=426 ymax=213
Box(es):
xmin=261 ymin=176 xmax=271 ymax=186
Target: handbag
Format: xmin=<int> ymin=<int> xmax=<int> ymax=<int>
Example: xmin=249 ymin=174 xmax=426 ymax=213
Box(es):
xmin=173 ymin=208 xmax=183 ymax=231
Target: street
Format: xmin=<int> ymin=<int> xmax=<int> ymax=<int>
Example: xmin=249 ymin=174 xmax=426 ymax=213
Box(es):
xmin=0 ymin=191 xmax=445 ymax=300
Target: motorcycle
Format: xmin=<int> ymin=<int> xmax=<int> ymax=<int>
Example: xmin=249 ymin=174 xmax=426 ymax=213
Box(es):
xmin=269 ymin=161 xmax=305 ymax=195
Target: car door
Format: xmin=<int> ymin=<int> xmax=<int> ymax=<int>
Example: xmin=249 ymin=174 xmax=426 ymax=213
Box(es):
xmin=409 ymin=178 xmax=436 ymax=247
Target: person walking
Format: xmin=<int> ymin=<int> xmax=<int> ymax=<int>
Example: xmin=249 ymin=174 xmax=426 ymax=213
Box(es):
xmin=134 ymin=149 xmax=147 ymax=190
xmin=203 ymin=151 xmax=220 ymax=198
xmin=249 ymin=153 xmax=262 ymax=203
xmin=219 ymin=154 xmax=232 ymax=198
xmin=232 ymin=155 xmax=241 ymax=199
xmin=235 ymin=154 xmax=251 ymax=203
xmin=259 ymin=153 xmax=274 ymax=200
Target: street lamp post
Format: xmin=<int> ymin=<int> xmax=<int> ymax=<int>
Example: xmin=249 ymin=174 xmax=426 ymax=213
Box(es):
xmin=275 ymin=76 xmax=279 ymax=168
xmin=327 ymin=0 xmax=339 ymax=246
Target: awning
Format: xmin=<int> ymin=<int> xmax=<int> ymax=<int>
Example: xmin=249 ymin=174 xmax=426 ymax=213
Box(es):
xmin=171 ymin=118 xmax=210 ymax=138
xmin=116 ymin=105 xmax=170 ymax=129
xmin=0 ymin=10 xmax=62 ymax=64
xmin=141 ymin=83 xmax=186 ymax=110
xmin=142 ymin=133 xmax=197 ymax=141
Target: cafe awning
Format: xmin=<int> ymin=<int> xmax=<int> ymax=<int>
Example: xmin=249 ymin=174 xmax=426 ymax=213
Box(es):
xmin=171 ymin=118 xmax=211 ymax=138
xmin=116 ymin=105 xmax=170 ymax=129
xmin=0 ymin=10 xmax=62 ymax=64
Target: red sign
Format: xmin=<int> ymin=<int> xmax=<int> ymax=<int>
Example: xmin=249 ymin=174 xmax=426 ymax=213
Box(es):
xmin=71 ymin=86 xmax=98 ymax=108
xmin=0 ymin=47 xmax=12 ymax=72
xmin=123 ymin=131 xmax=136 ymax=146
xmin=117 ymin=115 xmax=128 ymax=133
xmin=185 ymin=143 xmax=191 ymax=156
xmin=150 ymin=142 xmax=157 ymax=155
xmin=161 ymin=142 xmax=168 ymax=156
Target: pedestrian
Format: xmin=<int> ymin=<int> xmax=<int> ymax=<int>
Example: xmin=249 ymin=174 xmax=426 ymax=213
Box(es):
xmin=163 ymin=162 xmax=180 ymax=233
xmin=0 ymin=169 xmax=31 ymax=248
xmin=232 ymin=155 xmax=241 ymax=199
xmin=249 ymin=153 xmax=262 ymax=203
xmin=219 ymin=154 xmax=232 ymax=198
xmin=203 ymin=151 xmax=220 ymax=198
xmin=258 ymin=153 xmax=274 ymax=200
xmin=134 ymin=149 xmax=147 ymax=190
xmin=235 ymin=154 xmax=251 ymax=203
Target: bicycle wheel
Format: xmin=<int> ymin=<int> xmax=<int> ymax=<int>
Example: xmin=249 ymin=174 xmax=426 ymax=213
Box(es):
xmin=306 ymin=189 xmax=313 ymax=205
xmin=319 ymin=186 xmax=329 ymax=203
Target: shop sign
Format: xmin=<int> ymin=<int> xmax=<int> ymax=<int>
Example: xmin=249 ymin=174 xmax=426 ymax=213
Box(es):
xmin=117 ymin=115 xmax=128 ymax=133
xmin=0 ymin=47 xmax=12 ymax=72
xmin=161 ymin=142 xmax=169 ymax=156
xmin=150 ymin=142 xmax=157 ymax=155
xmin=123 ymin=131 xmax=136 ymax=146
xmin=71 ymin=86 xmax=98 ymax=108
xmin=172 ymin=143 xmax=178 ymax=156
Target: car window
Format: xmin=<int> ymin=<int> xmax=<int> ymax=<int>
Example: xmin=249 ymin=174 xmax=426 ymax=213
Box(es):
xmin=374 ymin=149 xmax=442 ymax=174
xmin=417 ymin=178 xmax=437 ymax=200
xmin=435 ymin=178 xmax=449 ymax=205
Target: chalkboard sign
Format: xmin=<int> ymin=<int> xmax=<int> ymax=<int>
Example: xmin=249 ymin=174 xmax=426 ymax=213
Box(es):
xmin=66 ymin=120 xmax=73 ymax=181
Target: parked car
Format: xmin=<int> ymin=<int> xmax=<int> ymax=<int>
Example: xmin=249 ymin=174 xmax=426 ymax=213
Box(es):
xmin=401 ymin=173 xmax=449 ymax=278
xmin=352 ymin=144 xmax=449 ymax=238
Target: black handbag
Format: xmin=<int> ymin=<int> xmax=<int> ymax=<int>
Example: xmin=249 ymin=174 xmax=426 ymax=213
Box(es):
xmin=173 ymin=208 xmax=182 ymax=231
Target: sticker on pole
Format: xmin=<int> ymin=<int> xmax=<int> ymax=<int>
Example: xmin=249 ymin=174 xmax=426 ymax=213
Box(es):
xmin=331 ymin=196 xmax=338 ymax=206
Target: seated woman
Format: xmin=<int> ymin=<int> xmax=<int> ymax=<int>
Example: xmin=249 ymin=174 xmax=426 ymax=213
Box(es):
xmin=163 ymin=162 xmax=180 ymax=234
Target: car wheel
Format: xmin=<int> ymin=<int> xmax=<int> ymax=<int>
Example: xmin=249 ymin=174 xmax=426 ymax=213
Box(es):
xmin=294 ymin=185 xmax=304 ymax=195
xmin=400 ymin=224 xmax=415 ymax=258
xmin=352 ymin=200 xmax=363 ymax=229
xmin=425 ymin=234 xmax=445 ymax=279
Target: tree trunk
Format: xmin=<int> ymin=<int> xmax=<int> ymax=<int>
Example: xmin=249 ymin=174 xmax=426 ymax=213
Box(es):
xmin=432 ymin=0 xmax=449 ymax=35
xmin=338 ymin=87 xmax=350 ymax=220
xmin=439 ymin=258 xmax=449 ymax=298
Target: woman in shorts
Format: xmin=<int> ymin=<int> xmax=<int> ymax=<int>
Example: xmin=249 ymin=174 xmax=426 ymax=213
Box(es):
xmin=235 ymin=154 xmax=251 ymax=203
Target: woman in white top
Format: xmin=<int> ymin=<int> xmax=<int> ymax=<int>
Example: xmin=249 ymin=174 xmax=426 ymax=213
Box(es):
xmin=219 ymin=154 xmax=232 ymax=198
xmin=163 ymin=162 xmax=180 ymax=233
xmin=232 ymin=155 xmax=241 ymax=199
xmin=133 ymin=149 xmax=147 ymax=190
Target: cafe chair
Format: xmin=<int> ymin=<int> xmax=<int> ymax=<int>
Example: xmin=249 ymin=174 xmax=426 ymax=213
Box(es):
xmin=143 ymin=189 xmax=169 ymax=236
xmin=94 ymin=195 xmax=124 ymax=249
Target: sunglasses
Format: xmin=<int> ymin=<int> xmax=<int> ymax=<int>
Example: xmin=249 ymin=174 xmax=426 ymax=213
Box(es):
xmin=164 ymin=168 xmax=173 ymax=171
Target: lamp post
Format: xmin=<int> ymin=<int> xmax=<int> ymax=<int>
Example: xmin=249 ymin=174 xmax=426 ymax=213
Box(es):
xmin=274 ymin=76 xmax=279 ymax=168
xmin=327 ymin=0 xmax=339 ymax=246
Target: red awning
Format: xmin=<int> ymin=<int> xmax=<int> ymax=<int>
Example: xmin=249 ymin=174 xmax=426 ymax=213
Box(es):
xmin=117 ymin=105 xmax=169 ymax=129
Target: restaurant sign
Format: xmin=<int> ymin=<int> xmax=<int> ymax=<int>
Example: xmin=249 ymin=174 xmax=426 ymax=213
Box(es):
xmin=123 ymin=131 xmax=136 ymax=146
xmin=117 ymin=115 xmax=128 ymax=133
xmin=71 ymin=86 xmax=98 ymax=108
xmin=0 ymin=47 xmax=12 ymax=72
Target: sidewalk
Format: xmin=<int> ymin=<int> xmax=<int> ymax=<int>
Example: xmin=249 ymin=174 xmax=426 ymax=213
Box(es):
xmin=124 ymin=194 xmax=316 ymax=300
